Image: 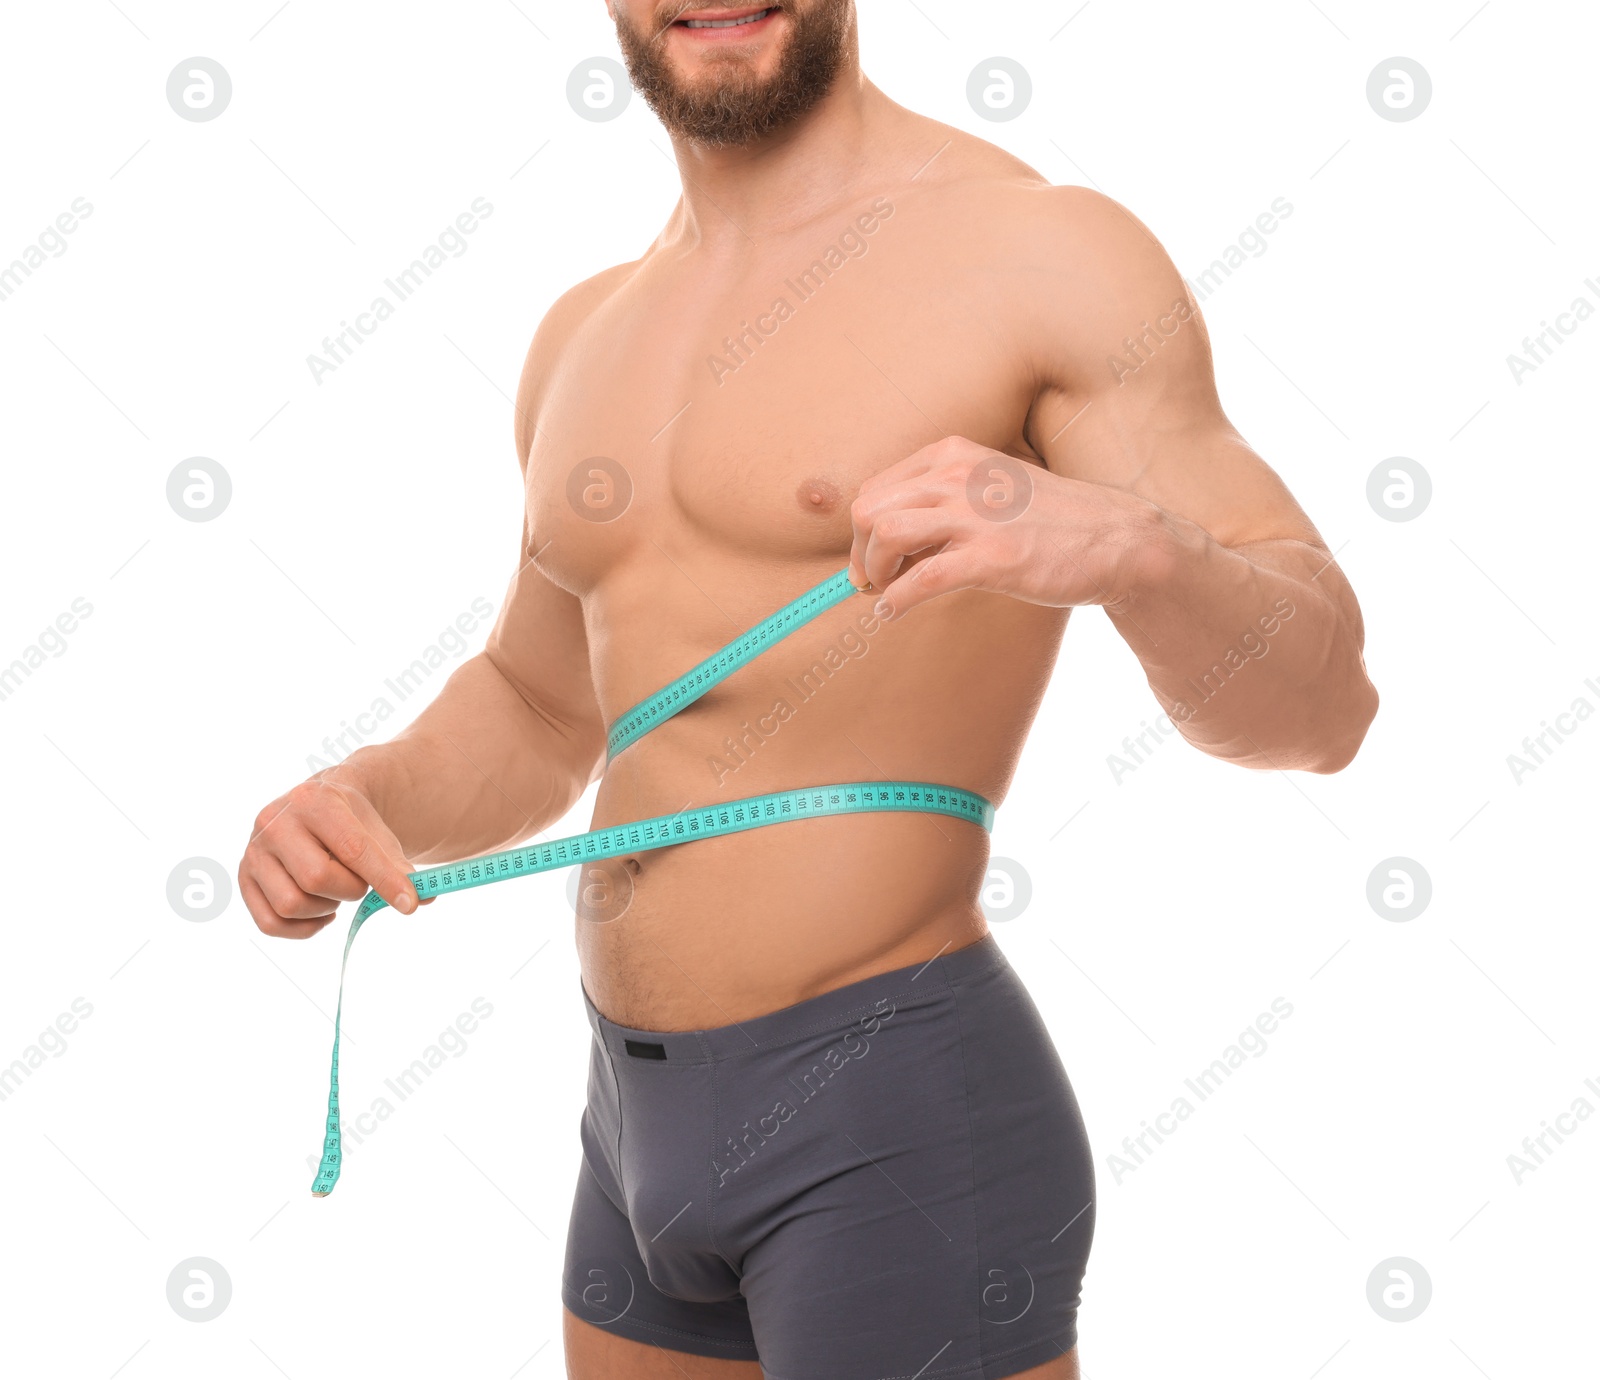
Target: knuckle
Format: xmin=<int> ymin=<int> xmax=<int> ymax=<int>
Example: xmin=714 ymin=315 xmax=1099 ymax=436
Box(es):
xmin=876 ymin=511 xmax=910 ymax=543
xmin=302 ymin=857 xmax=342 ymax=894
xmin=286 ymin=779 xmax=327 ymax=812
xmin=243 ymin=875 xmax=295 ymax=936
xmin=326 ymin=826 xmax=370 ymax=866
xmin=253 ymin=803 xmax=283 ymax=836
xmin=260 ymin=879 xmax=299 ymax=920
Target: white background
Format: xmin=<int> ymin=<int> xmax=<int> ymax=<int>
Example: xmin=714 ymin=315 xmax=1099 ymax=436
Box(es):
xmin=1 ymin=1 xmax=1594 ymax=1377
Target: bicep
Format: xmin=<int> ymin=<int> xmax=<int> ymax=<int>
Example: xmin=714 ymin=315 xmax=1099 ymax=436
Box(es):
xmin=1024 ymin=188 xmax=1324 ymax=552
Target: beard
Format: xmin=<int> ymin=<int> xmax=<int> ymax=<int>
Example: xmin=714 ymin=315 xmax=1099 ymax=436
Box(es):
xmin=614 ymin=2 xmax=853 ymax=147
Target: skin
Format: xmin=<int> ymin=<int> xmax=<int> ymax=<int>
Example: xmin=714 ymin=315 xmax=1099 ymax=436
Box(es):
xmin=240 ymin=3 xmax=1377 ymax=1375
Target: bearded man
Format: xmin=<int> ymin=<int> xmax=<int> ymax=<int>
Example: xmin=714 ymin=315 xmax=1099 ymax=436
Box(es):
xmin=241 ymin=4 xmax=1378 ymax=1376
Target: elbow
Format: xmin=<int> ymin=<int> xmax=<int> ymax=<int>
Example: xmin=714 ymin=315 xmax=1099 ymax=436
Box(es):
xmin=1304 ymin=678 xmax=1379 ymax=774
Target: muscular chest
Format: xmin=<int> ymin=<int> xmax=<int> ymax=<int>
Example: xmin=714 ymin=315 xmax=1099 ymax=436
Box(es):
xmin=525 ymin=203 xmax=1033 ymax=595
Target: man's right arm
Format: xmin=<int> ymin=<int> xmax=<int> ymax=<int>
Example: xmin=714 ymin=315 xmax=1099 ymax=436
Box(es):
xmin=240 ymin=287 xmax=611 ymax=938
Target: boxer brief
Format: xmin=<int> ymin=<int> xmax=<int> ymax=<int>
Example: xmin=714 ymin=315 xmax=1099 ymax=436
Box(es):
xmin=562 ymin=932 xmax=1095 ymax=1380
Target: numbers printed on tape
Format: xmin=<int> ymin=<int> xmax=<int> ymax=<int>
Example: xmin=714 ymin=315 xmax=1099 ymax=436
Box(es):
xmin=605 ymin=568 xmax=857 ymax=759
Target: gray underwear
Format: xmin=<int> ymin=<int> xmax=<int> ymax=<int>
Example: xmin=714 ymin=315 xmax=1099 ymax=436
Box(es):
xmin=562 ymin=933 xmax=1095 ymax=1380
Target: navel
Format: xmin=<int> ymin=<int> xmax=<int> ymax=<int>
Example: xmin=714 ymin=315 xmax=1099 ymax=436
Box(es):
xmin=797 ymin=477 xmax=843 ymax=514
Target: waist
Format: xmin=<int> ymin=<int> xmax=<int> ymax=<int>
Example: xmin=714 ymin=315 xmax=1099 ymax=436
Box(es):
xmin=580 ymin=723 xmax=998 ymax=1026
xmin=572 ymin=822 xmax=991 ymax=1030
xmin=582 ymin=930 xmax=1007 ymax=1054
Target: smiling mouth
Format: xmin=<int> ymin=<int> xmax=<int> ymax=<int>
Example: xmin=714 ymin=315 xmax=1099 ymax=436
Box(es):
xmin=675 ymin=7 xmax=776 ymax=30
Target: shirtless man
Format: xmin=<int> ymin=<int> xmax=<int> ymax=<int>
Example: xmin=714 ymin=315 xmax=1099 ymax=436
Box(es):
xmin=241 ymin=3 xmax=1378 ymax=1376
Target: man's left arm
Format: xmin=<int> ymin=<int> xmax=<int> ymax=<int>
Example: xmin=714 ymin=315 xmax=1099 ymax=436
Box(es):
xmin=847 ymin=186 xmax=1378 ymax=773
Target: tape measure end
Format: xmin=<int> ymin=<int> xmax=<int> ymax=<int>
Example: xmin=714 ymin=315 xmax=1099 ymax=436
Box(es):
xmin=311 ymin=1190 xmax=330 ymax=1198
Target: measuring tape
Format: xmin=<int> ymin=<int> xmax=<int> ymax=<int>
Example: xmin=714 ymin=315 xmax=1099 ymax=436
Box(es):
xmin=311 ymin=567 xmax=995 ymax=1196
xmin=606 ymin=567 xmax=856 ymax=760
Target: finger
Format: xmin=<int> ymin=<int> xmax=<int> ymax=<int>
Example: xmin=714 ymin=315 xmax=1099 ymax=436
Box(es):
xmin=875 ymin=548 xmax=978 ymax=622
xmin=309 ymin=795 xmax=419 ymax=913
xmin=847 ymin=481 xmax=951 ymax=588
xmin=253 ymin=852 xmax=344 ymax=923
xmin=847 ymin=438 xmax=973 ymax=584
xmin=266 ymin=820 xmax=373 ymax=904
xmin=862 ymin=508 xmax=965 ymax=592
xmin=240 ymin=867 xmax=337 ymax=940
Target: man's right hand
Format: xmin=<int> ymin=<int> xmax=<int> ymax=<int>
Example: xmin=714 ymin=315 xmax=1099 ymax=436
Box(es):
xmin=240 ymin=775 xmax=429 ymax=938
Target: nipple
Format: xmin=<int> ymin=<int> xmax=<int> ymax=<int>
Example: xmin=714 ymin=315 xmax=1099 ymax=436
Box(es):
xmin=797 ymin=477 xmax=842 ymax=514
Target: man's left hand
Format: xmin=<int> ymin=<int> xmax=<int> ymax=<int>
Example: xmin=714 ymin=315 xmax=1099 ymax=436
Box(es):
xmin=847 ymin=436 xmax=1168 ymax=621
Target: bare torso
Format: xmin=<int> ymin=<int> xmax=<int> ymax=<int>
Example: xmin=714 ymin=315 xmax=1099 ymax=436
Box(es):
xmin=525 ymin=119 xmax=1071 ymax=1028
xmin=238 ymin=35 xmax=1371 ymax=1380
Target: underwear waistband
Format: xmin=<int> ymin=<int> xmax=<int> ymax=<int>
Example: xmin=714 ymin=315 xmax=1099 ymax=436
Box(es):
xmin=581 ymin=931 xmax=1007 ymax=1063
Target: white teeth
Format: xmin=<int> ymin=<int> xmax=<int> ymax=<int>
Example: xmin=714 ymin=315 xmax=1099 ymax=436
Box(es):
xmin=683 ymin=8 xmax=771 ymax=27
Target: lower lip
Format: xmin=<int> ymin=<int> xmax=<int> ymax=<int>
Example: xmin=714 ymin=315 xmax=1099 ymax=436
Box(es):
xmin=672 ymin=8 xmax=779 ymax=40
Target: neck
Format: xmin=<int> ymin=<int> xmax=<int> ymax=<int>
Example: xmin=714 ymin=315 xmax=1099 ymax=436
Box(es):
xmin=664 ymin=65 xmax=891 ymax=244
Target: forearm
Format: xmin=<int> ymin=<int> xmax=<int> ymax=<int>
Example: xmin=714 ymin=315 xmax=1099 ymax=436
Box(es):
xmin=1105 ymin=510 xmax=1378 ymax=772
xmin=317 ymin=651 xmax=602 ymax=864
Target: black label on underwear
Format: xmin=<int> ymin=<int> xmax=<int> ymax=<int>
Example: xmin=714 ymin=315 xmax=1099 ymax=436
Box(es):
xmin=624 ymin=1039 xmax=668 ymax=1060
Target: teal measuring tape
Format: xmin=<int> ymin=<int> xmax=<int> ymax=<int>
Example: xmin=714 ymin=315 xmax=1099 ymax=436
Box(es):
xmin=605 ymin=567 xmax=856 ymax=760
xmin=311 ymin=567 xmax=994 ymax=1196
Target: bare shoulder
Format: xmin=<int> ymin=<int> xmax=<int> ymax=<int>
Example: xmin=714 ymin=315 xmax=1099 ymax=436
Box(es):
xmin=992 ymin=183 xmax=1191 ymax=367
xmin=914 ymin=166 xmax=1192 ymax=387
xmin=512 ymin=258 xmax=644 ymax=466
xmin=880 ymin=110 xmax=1177 ymax=298
xmin=994 ymin=181 xmax=1178 ymax=297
